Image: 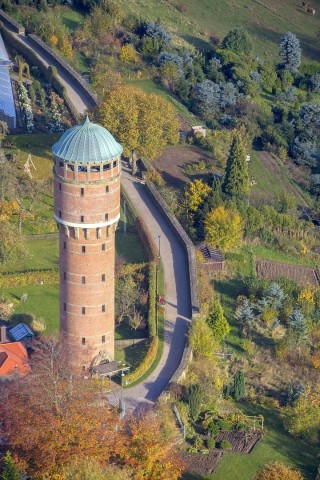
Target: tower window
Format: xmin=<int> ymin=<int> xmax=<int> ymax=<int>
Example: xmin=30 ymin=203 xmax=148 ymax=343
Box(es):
xmin=81 ymin=187 xmax=84 ymax=196
xmin=103 ymin=163 xmax=111 ymax=171
xmin=106 ymin=185 xmax=109 ymax=193
xmin=64 ymin=303 xmax=66 ymax=311
xmin=81 ymin=215 xmax=84 ymax=222
xmin=63 ymin=272 xmax=66 ymax=280
xmin=105 ymin=213 xmax=108 ymax=220
xmin=82 ymin=307 xmax=85 ymax=315
xmin=82 ymin=337 xmax=86 ymax=345
xmin=63 ymin=241 xmax=66 ymax=250
xmin=102 ymin=335 xmax=106 ymax=343
xmin=59 ymin=210 xmax=62 ymax=218
xmin=102 ymin=305 xmax=105 ymax=312
xmin=102 ymin=243 xmax=105 ymax=251
xmin=102 ymin=274 xmax=105 ymax=282
xmin=82 ymin=276 xmax=86 ymax=284
xmin=113 ymin=160 xmax=117 ymax=168
xmin=59 ymin=183 xmax=61 ymax=191
xmin=82 ymin=245 xmax=86 ymax=253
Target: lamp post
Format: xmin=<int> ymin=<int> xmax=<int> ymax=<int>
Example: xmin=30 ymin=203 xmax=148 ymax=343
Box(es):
xmin=120 ymin=370 xmax=125 ymax=416
xmin=158 ymin=234 xmax=161 ymax=262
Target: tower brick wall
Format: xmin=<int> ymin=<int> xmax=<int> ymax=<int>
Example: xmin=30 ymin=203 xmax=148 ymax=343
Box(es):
xmin=53 ymin=148 xmax=121 ymax=369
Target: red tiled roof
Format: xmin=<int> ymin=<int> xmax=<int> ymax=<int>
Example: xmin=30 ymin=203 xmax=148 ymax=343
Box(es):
xmin=0 ymin=342 xmax=30 ymax=376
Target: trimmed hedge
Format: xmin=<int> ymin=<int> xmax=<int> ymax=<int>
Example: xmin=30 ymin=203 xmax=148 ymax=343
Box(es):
xmin=148 ymin=261 xmax=157 ymax=337
xmin=0 ymin=269 xmax=59 ymax=288
xmin=124 ymin=336 xmax=158 ymax=385
xmin=136 ymin=216 xmax=158 ymax=262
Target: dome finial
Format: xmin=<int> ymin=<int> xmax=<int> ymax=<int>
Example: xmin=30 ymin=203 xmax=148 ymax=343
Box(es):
xmin=84 ymin=114 xmax=90 ymax=124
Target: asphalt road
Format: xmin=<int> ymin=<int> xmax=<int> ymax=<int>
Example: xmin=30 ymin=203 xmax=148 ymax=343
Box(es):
xmin=118 ymin=166 xmax=192 ymax=412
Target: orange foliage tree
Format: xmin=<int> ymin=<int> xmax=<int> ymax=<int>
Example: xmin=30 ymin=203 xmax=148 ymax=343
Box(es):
xmin=255 ymin=462 xmax=304 ymax=480
xmin=0 ymin=338 xmax=183 ymax=480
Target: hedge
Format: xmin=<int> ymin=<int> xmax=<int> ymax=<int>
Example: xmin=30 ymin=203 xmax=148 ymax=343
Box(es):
xmin=135 ymin=216 xmax=158 ymax=262
xmin=148 ymin=261 xmax=157 ymax=337
xmin=124 ymin=336 xmax=158 ymax=385
xmin=0 ymin=269 xmax=59 ymax=288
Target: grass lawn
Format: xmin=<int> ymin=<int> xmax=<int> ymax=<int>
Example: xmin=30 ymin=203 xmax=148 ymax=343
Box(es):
xmin=1 ymin=284 xmax=59 ymax=334
xmin=208 ymin=402 xmax=318 ymax=480
xmin=115 ymin=321 xmax=148 ymax=340
xmin=0 ymin=238 xmax=59 ymax=274
xmin=115 ymin=344 xmax=149 ymax=371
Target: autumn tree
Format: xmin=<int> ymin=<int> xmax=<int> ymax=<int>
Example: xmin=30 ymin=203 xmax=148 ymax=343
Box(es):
xmin=223 ymin=133 xmax=250 ymax=196
xmin=255 ymin=462 xmax=304 ymax=480
xmin=98 ymin=86 xmax=179 ymax=160
xmin=0 ymin=222 xmax=25 ymax=265
xmin=188 ymin=316 xmax=218 ymax=360
xmin=62 ymin=460 xmax=131 ymax=480
xmin=204 ymin=205 xmax=243 ymax=250
xmin=282 ymin=386 xmax=320 ymax=443
xmin=206 ymin=300 xmax=230 ymax=342
xmin=119 ymin=44 xmax=139 ymax=64
xmin=185 ymin=179 xmax=211 ymax=214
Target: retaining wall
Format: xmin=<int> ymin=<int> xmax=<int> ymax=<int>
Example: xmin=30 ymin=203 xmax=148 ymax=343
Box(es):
xmin=0 ymin=9 xmax=24 ymax=34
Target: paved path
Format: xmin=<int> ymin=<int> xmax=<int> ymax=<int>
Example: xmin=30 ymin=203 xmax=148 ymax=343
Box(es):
xmin=116 ymin=166 xmax=192 ymax=412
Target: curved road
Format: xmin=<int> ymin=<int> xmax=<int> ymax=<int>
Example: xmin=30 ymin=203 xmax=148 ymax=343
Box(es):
xmin=118 ymin=166 xmax=192 ymax=412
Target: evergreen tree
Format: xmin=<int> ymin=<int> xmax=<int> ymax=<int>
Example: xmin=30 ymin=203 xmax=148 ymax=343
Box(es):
xmin=289 ymin=308 xmax=308 ymax=349
xmin=206 ymin=300 xmax=230 ymax=343
xmin=233 ymin=370 xmax=245 ymax=400
xmin=1 ymin=452 xmax=20 ymax=480
xmin=188 ymin=384 xmax=202 ymax=422
xmin=279 ymin=32 xmax=301 ymax=74
xmin=235 ymin=299 xmax=255 ymax=335
xmin=223 ymin=134 xmax=250 ymax=197
xmin=222 ymin=27 xmax=253 ymax=56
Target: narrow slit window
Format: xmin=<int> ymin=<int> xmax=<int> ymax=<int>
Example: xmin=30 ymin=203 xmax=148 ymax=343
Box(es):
xmin=63 ymin=241 xmax=66 ymax=250
xmin=59 ymin=210 xmax=62 ymax=218
xmin=105 ymin=213 xmax=108 ymax=221
xmin=102 ymin=244 xmax=105 ymax=251
xmin=81 ymin=215 xmax=84 ymax=222
xmin=106 ymin=185 xmax=109 ymax=193
xmin=82 ymin=245 xmax=86 ymax=253
xmin=102 ymin=335 xmax=106 ymax=343
xmin=113 ymin=160 xmax=117 ymax=168
xmin=81 ymin=187 xmax=84 ymax=196
xmin=59 ymin=183 xmax=61 ymax=191
xmin=102 ymin=274 xmax=105 ymax=282
xmin=82 ymin=307 xmax=85 ymax=315
xmin=102 ymin=305 xmax=105 ymax=312
xmin=82 ymin=276 xmax=86 ymax=284
xmin=82 ymin=337 xmax=86 ymax=345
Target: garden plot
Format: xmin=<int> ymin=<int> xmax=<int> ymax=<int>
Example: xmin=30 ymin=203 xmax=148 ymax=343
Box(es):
xmin=256 ymin=260 xmax=319 ymax=286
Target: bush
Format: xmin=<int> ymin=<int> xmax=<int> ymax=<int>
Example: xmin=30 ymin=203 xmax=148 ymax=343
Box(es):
xmin=217 ymin=419 xmax=232 ymax=431
xmin=0 ymin=270 xmax=59 ymax=288
xmin=217 ymin=439 xmax=232 ymax=450
xmin=124 ymin=336 xmax=158 ymax=385
xmin=207 ymin=437 xmax=216 ymax=449
xmin=207 ymin=421 xmax=220 ymax=436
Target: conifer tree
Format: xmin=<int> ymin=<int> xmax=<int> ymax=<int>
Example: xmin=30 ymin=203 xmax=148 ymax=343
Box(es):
xmin=234 ymin=370 xmax=245 ymax=400
xmin=188 ymin=384 xmax=202 ymax=422
xmin=223 ymin=134 xmax=250 ymax=196
xmin=279 ymin=32 xmax=301 ymax=74
xmin=207 ymin=300 xmax=230 ymax=343
xmin=1 ymin=452 xmax=20 ymax=480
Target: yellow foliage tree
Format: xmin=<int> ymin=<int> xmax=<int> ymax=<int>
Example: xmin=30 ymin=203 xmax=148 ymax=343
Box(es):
xmin=204 ymin=206 xmax=243 ymax=250
xmin=256 ymin=462 xmax=304 ymax=480
xmin=185 ymin=179 xmax=211 ymax=213
xmin=0 ymin=200 xmax=20 ymax=221
xmin=49 ymin=34 xmax=58 ymax=46
xmin=98 ymin=86 xmax=179 ymax=159
xmin=119 ymin=44 xmax=139 ymax=64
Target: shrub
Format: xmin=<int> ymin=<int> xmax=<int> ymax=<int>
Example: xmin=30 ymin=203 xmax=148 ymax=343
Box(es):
xmin=124 ymin=336 xmax=158 ymax=385
xmin=216 ymin=419 xmax=232 ymax=431
xmin=188 ymin=384 xmax=203 ymax=422
xmin=0 ymin=270 xmax=59 ymax=288
xmin=207 ymin=421 xmax=220 ymax=436
xmin=207 ymin=437 xmax=216 ymax=449
xmin=256 ymin=461 xmax=304 ymax=480
xmin=217 ymin=439 xmax=232 ymax=450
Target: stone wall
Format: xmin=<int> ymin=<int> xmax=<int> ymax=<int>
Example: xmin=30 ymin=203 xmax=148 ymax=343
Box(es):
xmin=28 ymin=34 xmax=98 ymax=109
xmin=0 ymin=9 xmax=24 ymax=34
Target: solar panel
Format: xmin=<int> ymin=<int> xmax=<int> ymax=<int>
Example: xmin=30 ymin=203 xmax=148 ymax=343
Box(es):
xmin=0 ymin=32 xmax=16 ymax=129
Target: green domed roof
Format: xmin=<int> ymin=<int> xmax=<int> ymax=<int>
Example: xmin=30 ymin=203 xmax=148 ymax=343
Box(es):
xmin=52 ymin=117 xmax=123 ymax=163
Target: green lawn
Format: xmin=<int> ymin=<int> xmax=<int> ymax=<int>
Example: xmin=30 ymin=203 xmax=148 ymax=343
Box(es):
xmin=0 ymin=238 xmax=59 ymax=274
xmin=115 ymin=344 xmax=149 ymax=371
xmin=2 ymin=284 xmax=59 ymax=334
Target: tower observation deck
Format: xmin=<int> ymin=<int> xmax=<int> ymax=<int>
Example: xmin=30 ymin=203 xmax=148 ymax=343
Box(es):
xmin=53 ymin=117 xmax=122 ymax=368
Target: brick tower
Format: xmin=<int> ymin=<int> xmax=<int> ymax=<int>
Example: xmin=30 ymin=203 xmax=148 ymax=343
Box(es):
xmin=52 ymin=117 xmax=122 ymax=369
